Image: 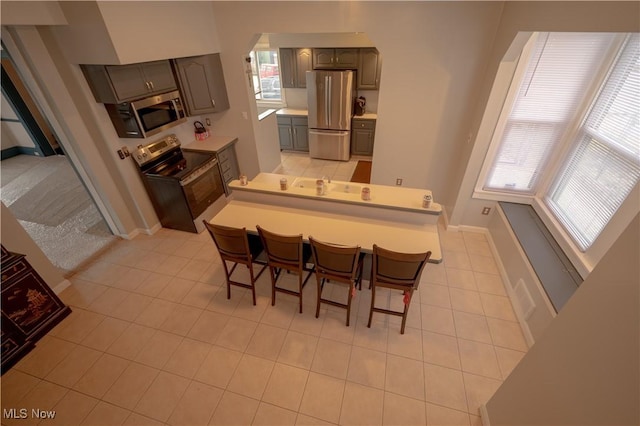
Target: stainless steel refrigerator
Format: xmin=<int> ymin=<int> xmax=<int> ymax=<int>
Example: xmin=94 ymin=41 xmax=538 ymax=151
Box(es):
xmin=306 ymin=70 xmax=355 ymax=161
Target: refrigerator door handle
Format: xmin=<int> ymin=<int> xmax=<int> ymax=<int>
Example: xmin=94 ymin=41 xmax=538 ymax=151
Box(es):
xmin=325 ymin=75 xmax=331 ymax=127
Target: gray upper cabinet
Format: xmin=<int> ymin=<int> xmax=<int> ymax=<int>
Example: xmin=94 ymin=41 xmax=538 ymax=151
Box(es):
xmin=357 ymin=48 xmax=382 ymax=90
xmin=312 ymin=48 xmax=358 ymax=69
xmin=280 ymin=48 xmax=312 ymax=89
xmin=173 ymin=54 xmax=230 ymax=116
xmin=81 ymin=60 xmax=177 ymax=103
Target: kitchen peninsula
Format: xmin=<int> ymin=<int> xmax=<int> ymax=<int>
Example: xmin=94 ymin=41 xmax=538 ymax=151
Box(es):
xmin=213 ymin=173 xmax=442 ymax=262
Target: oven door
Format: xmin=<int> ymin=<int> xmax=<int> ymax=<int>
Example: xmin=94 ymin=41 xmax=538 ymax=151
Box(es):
xmin=181 ymin=159 xmax=225 ymax=219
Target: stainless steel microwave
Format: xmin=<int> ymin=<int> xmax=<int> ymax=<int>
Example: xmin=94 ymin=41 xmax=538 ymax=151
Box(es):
xmin=104 ymin=90 xmax=187 ymax=138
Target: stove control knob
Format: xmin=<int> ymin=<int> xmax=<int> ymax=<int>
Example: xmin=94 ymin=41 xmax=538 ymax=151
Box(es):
xmin=137 ymin=155 xmax=142 ymax=160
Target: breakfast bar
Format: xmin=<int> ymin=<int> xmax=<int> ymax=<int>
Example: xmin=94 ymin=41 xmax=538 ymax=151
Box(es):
xmin=210 ymin=173 xmax=443 ymax=263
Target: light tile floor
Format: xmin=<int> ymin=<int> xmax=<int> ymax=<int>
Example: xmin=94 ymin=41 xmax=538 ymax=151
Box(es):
xmin=1 ymin=224 xmax=528 ymax=426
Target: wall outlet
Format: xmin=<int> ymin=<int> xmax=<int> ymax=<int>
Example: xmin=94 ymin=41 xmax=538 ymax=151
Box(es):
xmin=205 ymin=118 xmax=211 ymax=126
xmin=482 ymin=207 xmax=491 ymax=215
xmin=396 ymin=178 xmax=403 ymax=186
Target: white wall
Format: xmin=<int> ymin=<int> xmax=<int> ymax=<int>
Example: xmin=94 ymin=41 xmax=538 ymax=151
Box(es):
xmin=0 ymin=1 xmax=67 ymax=26
xmin=52 ymin=1 xmax=220 ymax=65
xmin=451 ymin=2 xmax=640 ymax=229
xmin=485 ymin=213 xmax=640 ymax=425
xmin=209 ymin=1 xmax=504 ymax=216
xmin=1 ymin=203 xmax=67 ymax=291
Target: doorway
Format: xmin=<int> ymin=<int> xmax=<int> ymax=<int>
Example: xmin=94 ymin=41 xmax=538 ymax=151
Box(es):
xmin=1 ymin=47 xmax=117 ymax=275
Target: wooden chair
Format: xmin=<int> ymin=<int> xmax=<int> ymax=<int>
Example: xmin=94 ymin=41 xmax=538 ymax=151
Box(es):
xmin=368 ymin=244 xmax=431 ymax=334
xmin=203 ymin=221 xmax=267 ymax=305
xmin=256 ymin=225 xmax=314 ymax=313
xmin=309 ymin=236 xmax=364 ymax=326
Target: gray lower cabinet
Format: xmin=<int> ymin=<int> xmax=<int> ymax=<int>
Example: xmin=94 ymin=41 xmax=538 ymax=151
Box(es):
xmin=280 ymin=48 xmax=312 ymax=89
xmin=351 ymin=118 xmax=376 ymax=156
xmin=216 ymin=143 xmax=239 ymax=196
xmin=172 ymin=54 xmax=230 ymax=116
xmin=81 ymin=60 xmax=177 ymax=103
xmin=277 ymin=116 xmax=309 ymax=152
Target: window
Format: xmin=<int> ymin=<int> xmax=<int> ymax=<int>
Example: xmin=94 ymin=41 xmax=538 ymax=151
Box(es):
xmin=484 ymin=33 xmax=617 ymax=194
xmin=480 ymin=32 xmax=640 ymax=251
xmin=547 ymin=34 xmax=640 ymax=250
xmin=250 ymin=50 xmax=282 ymax=102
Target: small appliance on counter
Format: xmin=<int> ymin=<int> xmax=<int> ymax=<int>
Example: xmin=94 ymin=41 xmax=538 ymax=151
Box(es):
xmin=354 ymin=96 xmax=366 ymax=116
xmin=194 ymin=121 xmax=210 ymax=141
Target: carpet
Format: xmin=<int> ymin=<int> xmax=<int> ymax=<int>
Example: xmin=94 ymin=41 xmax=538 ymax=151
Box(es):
xmin=350 ymin=160 xmax=372 ymax=183
xmin=8 ymin=162 xmax=93 ymax=227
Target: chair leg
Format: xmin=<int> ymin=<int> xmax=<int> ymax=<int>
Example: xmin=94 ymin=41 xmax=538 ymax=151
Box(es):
xmin=400 ymin=289 xmax=414 ymax=334
xmin=315 ymin=277 xmax=322 ymax=319
xmin=269 ymin=267 xmax=277 ymax=306
xmin=346 ymin=283 xmax=353 ymax=327
xmin=248 ymin=265 xmax=257 ymax=306
xmin=298 ymin=274 xmax=303 ymax=314
xmin=367 ymin=284 xmax=375 ymax=328
xmin=222 ymin=261 xmax=232 ymax=300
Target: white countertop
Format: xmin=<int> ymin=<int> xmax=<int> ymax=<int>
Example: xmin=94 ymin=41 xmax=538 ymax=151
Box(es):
xmin=276 ymin=108 xmax=309 ymax=117
xmin=277 ymin=108 xmax=377 ymax=120
xmin=210 ymin=200 xmax=441 ymax=261
xmin=182 ymin=135 xmax=238 ymax=152
xmin=230 ymin=173 xmax=441 ymax=215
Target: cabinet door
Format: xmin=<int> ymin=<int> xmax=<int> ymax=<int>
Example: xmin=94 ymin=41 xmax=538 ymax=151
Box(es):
xmin=277 ymin=117 xmax=294 ymax=150
xmin=351 ymin=120 xmax=375 ymax=156
xmin=105 ymin=64 xmax=149 ymax=101
xmin=174 ymin=54 xmax=230 ymax=116
xmin=292 ymin=117 xmax=309 ymax=151
xmin=279 ymin=48 xmax=296 ymax=88
xmin=313 ymin=49 xmax=335 ymax=69
xmin=357 ymin=48 xmax=381 ymax=90
xmin=335 ymin=49 xmax=359 ymax=68
xmin=295 ymin=49 xmax=313 ymax=88
xmin=141 ymin=61 xmax=177 ymax=94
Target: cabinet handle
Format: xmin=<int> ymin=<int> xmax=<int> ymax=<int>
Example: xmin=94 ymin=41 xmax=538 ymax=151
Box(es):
xmin=211 ymin=99 xmax=216 ymax=108
xmin=145 ymin=81 xmax=150 ymax=90
xmin=150 ymin=81 xmax=154 ymax=90
xmin=289 ymin=128 xmax=292 ymax=139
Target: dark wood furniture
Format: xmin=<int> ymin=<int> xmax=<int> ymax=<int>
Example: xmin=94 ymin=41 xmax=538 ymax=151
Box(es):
xmin=1 ymin=245 xmax=71 ymax=374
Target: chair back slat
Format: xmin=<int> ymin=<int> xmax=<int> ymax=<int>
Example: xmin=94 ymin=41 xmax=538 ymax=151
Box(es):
xmin=204 ymin=222 xmax=251 ymax=261
xmin=257 ymin=226 xmax=304 ymax=268
xmin=309 ymin=237 xmax=361 ymax=280
xmin=372 ymin=245 xmax=431 ymax=288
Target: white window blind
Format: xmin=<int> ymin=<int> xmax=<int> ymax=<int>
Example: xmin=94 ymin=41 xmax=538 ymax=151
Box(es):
xmin=484 ymin=33 xmax=617 ymax=193
xmin=547 ymin=33 xmax=640 ymax=250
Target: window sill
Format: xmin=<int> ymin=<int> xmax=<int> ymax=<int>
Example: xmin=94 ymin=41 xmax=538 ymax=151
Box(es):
xmin=474 ymin=190 xmax=592 ymax=278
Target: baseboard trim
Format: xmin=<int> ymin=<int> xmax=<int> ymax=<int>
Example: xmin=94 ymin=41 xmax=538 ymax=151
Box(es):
xmin=52 ymin=278 xmax=72 ymax=295
xmin=480 ymin=404 xmax=491 ymax=426
xmin=1 ymin=146 xmax=37 ymax=160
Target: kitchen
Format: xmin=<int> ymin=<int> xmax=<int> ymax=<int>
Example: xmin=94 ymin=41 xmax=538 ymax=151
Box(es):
xmin=1 ymin=2 xmax=638 ymax=426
